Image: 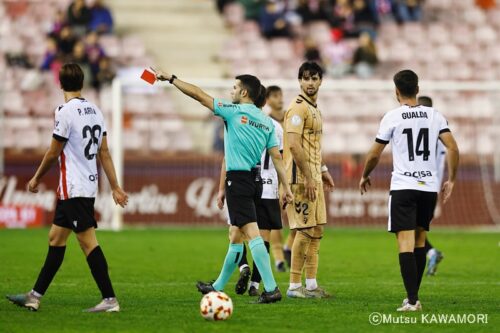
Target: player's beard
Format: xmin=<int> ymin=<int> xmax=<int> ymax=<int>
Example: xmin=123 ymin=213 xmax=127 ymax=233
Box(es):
xmin=303 ymin=87 xmax=318 ymax=97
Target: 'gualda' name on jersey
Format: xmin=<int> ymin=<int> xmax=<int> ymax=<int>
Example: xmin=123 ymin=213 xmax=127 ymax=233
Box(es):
xmin=376 ymin=105 xmax=450 ymax=192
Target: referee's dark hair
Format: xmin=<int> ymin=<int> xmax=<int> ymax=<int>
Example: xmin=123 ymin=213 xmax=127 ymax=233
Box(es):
xmin=298 ymin=61 xmax=323 ymax=80
xmin=266 ymin=85 xmax=282 ymax=98
xmin=418 ymin=95 xmax=433 ymax=107
xmin=393 ymin=70 xmax=419 ymax=98
xmin=59 ymin=63 xmax=84 ymax=92
xmin=255 ymin=84 xmax=267 ymax=108
xmin=235 ymin=74 xmax=261 ymax=103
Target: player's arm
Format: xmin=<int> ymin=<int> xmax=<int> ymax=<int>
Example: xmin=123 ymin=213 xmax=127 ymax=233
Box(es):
xmin=320 ymin=159 xmax=335 ymax=192
xmin=359 ymin=142 xmax=386 ymax=195
xmin=27 ymin=138 xmax=65 ymax=193
xmin=288 ymin=132 xmax=316 ymax=201
xmin=217 ymin=158 xmax=226 ymax=210
xmin=268 ymin=146 xmax=294 ymax=206
xmin=151 ymin=68 xmax=214 ymax=111
xmin=97 ymin=136 xmax=129 ymax=207
xmin=439 ymin=131 xmax=459 ymax=204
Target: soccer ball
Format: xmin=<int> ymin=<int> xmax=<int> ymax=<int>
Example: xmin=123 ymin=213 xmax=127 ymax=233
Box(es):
xmin=199 ymin=291 xmax=233 ymax=321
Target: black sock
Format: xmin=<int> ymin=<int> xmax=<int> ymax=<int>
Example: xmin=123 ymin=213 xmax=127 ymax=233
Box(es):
xmin=251 ymin=241 xmax=270 ymax=284
xmin=424 ymin=238 xmax=433 ymax=253
xmin=33 ymin=246 xmax=66 ymax=295
xmin=414 ymin=247 xmax=427 ymax=290
xmin=239 ymin=243 xmax=248 ymax=268
xmin=86 ymin=246 xmax=115 ymax=298
xmin=399 ymin=252 xmax=418 ymax=305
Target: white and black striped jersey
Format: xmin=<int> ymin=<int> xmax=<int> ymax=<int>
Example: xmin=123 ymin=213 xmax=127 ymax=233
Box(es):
xmin=52 ymin=97 xmax=107 ymax=199
xmin=260 ymin=118 xmax=284 ymax=199
xmin=376 ymin=105 xmax=450 ymax=192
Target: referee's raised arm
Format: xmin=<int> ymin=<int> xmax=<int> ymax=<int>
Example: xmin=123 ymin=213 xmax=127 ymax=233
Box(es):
xmin=150 ymin=67 xmax=214 ymax=111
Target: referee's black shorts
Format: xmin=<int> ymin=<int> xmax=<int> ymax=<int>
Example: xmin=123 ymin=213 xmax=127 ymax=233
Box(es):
xmin=256 ymin=199 xmax=282 ymax=230
xmin=53 ymin=198 xmax=97 ymax=233
xmin=388 ymin=190 xmax=437 ymax=233
xmin=225 ymin=169 xmax=262 ymax=228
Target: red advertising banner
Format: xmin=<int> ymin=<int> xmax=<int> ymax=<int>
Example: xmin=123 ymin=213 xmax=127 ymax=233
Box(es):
xmin=2 ymin=154 xmax=499 ymax=227
xmin=0 ymin=205 xmax=44 ymax=229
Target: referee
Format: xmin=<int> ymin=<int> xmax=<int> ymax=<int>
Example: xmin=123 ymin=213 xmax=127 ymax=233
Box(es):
xmin=152 ymin=68 xmax=293 ymax=303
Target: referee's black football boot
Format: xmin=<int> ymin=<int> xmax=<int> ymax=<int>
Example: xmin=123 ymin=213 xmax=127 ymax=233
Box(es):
xmin=235 ymin=266 xmax=251 ymax=295
xmin=257 ymin=287 xmax=282 ymax=304
xmin=196 ymin=281 xmax=216 ymax=295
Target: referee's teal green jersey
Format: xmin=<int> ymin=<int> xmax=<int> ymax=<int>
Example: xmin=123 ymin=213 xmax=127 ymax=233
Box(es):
xmin=214 ymin=99 xmax=278 ymax=171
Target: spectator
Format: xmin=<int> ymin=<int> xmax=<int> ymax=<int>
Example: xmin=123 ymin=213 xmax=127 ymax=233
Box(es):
xmin=89 ymin=0 xmax=114 ymax=34
xmin=259 ymin=0 xmax=291 ymax=38
xmin=394 ymin=0 xmax=422 ymax=22
xmin=303 ymin=37 xmax=322 ymax=63
xmin=70 ymin=41 xmax=93 ymax=86
xmin=40 ymin=37 xmax=59 ymax=71
xmin=296 ymin=0 xmax=330 ymax=24
xmin=56 ymin=26 xmax=77 ymax=56
xmin=239 ymin=0 xmax=266 ymax=21
xmin=85 ymin=31 xmax=106 ymax=84
xmin=351 ymin=31 xmax=378 ymax=78
xmin=67 ymin=0 xmax=91 ymax=37
xmin=322 ymin=39 xmax=352 ymax=78
xmin=352 ymin=0 xmax=379 ymax=37
xmin=216 ymin=0 xmax=236 ymax=14
xmin=95 ymin=56 xmax=115 ymax=89
xmin=51 ymin=10 xmax=66 ymax=36
xmin=331 ymin=0 xmax=358 ymax=38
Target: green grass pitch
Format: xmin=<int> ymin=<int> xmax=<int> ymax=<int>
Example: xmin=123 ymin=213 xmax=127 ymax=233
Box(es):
xmin=0 ymin=228 xmax=498 ymax=333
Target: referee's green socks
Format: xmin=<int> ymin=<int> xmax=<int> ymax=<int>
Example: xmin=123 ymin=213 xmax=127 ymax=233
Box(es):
xmin=213 ymin=243 xmax=244 ymax=291
xmin=249 ymin=236 xmax=277 ymax=292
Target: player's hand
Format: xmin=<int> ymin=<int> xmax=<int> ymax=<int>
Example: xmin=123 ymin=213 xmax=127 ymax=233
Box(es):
xmin=441 ymin=180 xmax=454 ymax=204
xmin=150 ymin=67 xmax=171 ymax=82
xmin=281 ymin=187 xmax=294 ymax=210
xmin=359 ymin=176 xmax=371 ymax=195
xmin=27 ymin=177 xmax=39 ymax=193
xmin=322 ymin=171 xmax=335 ymax=192
xmin=216 ymin=190 xmax=225 ymax=210
xmin=112 ymin=187 xmax=129 ymax=208
xmin=304 ymin=177 xmax=317 ymax=201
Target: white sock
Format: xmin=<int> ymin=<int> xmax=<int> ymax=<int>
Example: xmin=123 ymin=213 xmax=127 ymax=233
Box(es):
xmin=427 ymin=248 xmax=437 ymax=259
xmin=306 ymin=279 xmax=318 ymax=291
xmin=239 ymin=264 xmax=249 ymax=272
xmin=284 ymin=246 xmax=290 ymax=251
xmin=289 ymin=282 xmax=302 ymax=290
xmin=250 ymin=281 xmax=259 ymax=289
xmin=30 ymin=290 xmax=42 ymax=298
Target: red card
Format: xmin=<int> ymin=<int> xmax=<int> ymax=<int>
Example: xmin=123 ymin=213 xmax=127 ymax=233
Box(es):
xmin=141 ymin=69 xmax=156 ymax=84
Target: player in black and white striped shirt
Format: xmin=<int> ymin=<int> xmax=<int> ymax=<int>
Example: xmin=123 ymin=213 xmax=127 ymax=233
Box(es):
xmin=359 ymin=70 xmax=459 ymax=311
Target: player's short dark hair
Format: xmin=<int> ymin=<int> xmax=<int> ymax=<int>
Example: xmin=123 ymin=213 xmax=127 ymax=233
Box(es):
xmin=255 ymin=84 xmax=267 ymax=108
xmin=235 ymin=74 xmax=262 ymax=102
xmin=266 ymin=85 xmax=282 ymax=98
xmin=393 ymin=70 xmax=419 ymax=97
xmin=298 ymin=61 xmax=323 ymax=80
xmin=418 ymin=96 xmax=433 ymax=107
xmin=59 ymin=63 xmax=84 ymax=91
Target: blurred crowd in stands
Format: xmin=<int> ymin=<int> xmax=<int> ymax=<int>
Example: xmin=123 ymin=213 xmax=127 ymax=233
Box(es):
xmin=216 ymin=0 xmax=497 ymax=79
xmin=41 ymin=0 xmax=115 ymax=90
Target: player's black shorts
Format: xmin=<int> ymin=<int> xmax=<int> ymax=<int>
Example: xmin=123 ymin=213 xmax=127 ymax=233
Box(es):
xmin=225 ymin=169 xmax=263 ymax=228
xmin=53 ymin=198 xmax=97 ymax=233
xmin=256 ymin=199 xmax=282 ymax=230
xmin=388 ymin=190 xmax=437 ymax=233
